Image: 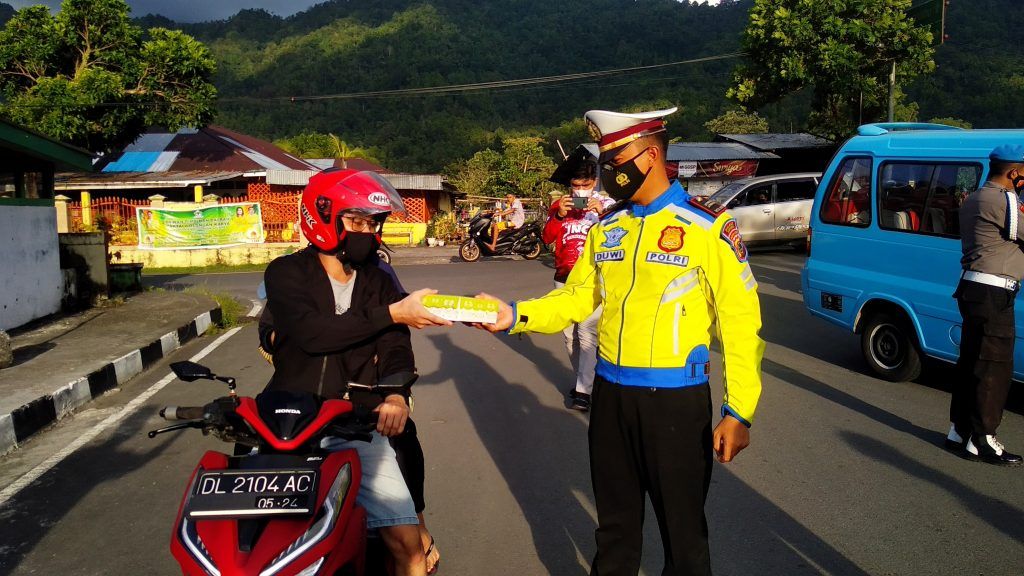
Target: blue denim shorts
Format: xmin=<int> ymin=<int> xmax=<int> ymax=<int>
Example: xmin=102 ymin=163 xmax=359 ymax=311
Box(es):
xmin=320 ymin=432 xmax=420 ymax=529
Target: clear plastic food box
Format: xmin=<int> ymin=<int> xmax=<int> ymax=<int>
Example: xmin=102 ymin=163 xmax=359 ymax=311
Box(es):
xmin=422 ymin=294 xmax=499 ymax=323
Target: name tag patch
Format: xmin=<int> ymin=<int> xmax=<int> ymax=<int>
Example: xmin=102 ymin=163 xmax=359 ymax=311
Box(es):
xmin=646 ymin=252 xmax=689 ymax=267
xmin=595 ymin=249 xmax=625 ymax=263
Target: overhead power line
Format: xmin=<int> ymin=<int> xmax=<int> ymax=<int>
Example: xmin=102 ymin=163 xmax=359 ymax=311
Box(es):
xmin=225 ymin=52 xmax=748 ymax=103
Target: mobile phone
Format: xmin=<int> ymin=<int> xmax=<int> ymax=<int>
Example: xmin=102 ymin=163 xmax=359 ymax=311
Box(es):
xmin=572 ymin=197 xmax=588 ymax=209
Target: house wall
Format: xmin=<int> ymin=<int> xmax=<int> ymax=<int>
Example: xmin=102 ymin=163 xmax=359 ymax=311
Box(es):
xmin=0 ymin=202 xmax=63 ymax=330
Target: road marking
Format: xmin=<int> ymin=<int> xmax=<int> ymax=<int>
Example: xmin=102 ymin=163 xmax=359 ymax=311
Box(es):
xmin=0 ymin=326 xmax=244 ymax=507
xmin=248 ymin=299 xmax=263 ymax=318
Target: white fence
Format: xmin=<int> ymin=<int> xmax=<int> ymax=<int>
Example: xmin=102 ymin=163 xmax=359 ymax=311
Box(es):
xmin=0 ymin=204 xmax=62 ymax=331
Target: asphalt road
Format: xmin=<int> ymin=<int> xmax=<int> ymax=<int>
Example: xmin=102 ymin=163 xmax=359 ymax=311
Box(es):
xmin=1 ymin=252 xmax=1022 ymax=576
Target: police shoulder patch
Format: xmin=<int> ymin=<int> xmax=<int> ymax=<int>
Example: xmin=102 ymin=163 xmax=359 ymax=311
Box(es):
xmin=688 ymin=196 xmax=727 ymax=219
xmin=600 ymin=200 xmax=630 ymax=221
xmin=720 ymin=219 xmax=748 ymax=263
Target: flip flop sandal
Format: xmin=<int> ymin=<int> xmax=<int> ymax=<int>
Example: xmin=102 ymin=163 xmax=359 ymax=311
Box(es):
xmin=425 ymin=537 xmax=440 ymax=575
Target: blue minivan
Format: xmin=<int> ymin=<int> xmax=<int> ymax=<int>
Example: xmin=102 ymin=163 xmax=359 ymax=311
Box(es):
xmin=802 ymin=123 xmax=1024 ymax=382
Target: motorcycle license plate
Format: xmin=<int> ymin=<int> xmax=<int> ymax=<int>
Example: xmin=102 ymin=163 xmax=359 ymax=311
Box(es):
xmin=187 ymin=469 xmax=318 ymax=519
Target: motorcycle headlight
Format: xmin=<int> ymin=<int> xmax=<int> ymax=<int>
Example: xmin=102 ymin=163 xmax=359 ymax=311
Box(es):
xmin=181 ymin=519 xmax=220 ymax=576
xmin=260 ymin=463 xmax=352 ymax=576
xmin=179 ymin=472 xmax=221 ymax=576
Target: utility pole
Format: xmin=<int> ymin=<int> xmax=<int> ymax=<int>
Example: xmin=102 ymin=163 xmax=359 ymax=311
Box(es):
xmin=887 ymin=61 xmax=896 ymax=122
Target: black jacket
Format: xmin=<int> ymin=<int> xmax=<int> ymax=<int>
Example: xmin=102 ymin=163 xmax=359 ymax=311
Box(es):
xmin=263 ymin=247 xmax=414 ymax=400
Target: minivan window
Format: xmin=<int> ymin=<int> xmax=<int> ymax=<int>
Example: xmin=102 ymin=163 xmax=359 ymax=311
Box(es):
xmin=709 ymin=182 xmax=747 ymax=205
xmin=878 ymin=162 xmax=982 ymax=238
xmin=775 ymin=179 xmax=817 ymax=203
xmin=743 ymin=184 xmax=773 ymax=206
xmin=820 ymin=157 xmax=872 ymax=226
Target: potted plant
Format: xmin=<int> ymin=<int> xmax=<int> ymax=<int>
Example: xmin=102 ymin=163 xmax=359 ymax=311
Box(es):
xmin=425 ymin=217 xmax=437 ymax=247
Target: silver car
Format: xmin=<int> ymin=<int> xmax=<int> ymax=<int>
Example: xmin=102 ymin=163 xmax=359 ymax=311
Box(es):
xmin=705 ymin=172 xmax=822 ymax=249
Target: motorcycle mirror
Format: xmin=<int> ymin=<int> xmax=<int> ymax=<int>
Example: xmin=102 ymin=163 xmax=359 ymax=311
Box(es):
xmin=170 ymin=361 xmax=215 ymax=382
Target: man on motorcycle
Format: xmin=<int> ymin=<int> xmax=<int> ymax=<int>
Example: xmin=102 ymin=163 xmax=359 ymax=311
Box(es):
xmin=257 ymin=257 xmax=441 ymax=573
xmin=486 ymin=192 xmax=525 ymax=251
xmin=263 ymin=169 xmax=450 ymax=576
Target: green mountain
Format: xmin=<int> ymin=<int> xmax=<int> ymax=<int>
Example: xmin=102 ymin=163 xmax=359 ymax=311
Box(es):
xmin=0 ymin=3 xmax=14 ymax=26
xmin=16 ymin=0 xmax=1023 ymax=171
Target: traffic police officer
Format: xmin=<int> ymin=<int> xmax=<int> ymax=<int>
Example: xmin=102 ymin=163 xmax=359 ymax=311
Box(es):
xmin=475 ymin=107 xmax=765 ymax=575
xmin=947 ymin=145 xmax=1024 ymax=467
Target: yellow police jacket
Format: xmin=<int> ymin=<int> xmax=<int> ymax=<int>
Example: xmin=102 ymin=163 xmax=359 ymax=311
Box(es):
xmin=509 ymin=183 xmax=764 ymax=425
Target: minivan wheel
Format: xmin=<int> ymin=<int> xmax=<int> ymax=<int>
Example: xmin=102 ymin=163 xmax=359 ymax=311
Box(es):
xmin=860 ymin=311 xmax=922 ymax=382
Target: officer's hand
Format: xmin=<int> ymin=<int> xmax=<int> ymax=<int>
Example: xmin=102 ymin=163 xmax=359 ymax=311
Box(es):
xmin=388 ymin=288 xmax=453 ymax=329
xmin=557 ymin=195 xmax=573 ymax=218
xmin=469 ymin=292 xmax=514 ymax=333
xmin=712 ymin=415 xmax=750 ymax=463
xmin=374 ymin=394 xmax=409 ymax=437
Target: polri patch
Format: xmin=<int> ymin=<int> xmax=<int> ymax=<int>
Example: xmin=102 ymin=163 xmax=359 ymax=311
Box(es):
xmin=646 ymin=252 xmax=689 ymax=267
xmin=720 ymin=219 xmax=748 ymax=262
xmin=658 ymin=226 xmax=685 ymax=252
xmin=601 ymin=227 xmax=628 ymax=248
xmin=595 ymin=249 xmax=625 ymax=263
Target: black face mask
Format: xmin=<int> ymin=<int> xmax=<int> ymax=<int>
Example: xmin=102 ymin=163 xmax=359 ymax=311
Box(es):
xmin=337 ymin=232 xmax=380 ymax=267
xmin=1010 ymin=170 xmax=1024 ymax=195
xmin=601 ymin=149 xmax=652 ymax=201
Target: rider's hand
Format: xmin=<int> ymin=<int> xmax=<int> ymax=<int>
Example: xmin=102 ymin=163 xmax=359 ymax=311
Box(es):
xmin=556 ymin=195 xmax=573 ymax=218
xmin=374 ymin=394 xmax=409 ymax=437
xmin=388 ymin=288 xmax=453 ymax=329
xmin=468 ymin=292 xmax=514 ymax=333
xmin=712 ymin=415 xmax=750 ymax=463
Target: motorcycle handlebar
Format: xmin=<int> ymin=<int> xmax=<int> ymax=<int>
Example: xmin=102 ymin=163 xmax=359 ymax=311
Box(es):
xmin=160 ymin=406 xmax=205 ymax=421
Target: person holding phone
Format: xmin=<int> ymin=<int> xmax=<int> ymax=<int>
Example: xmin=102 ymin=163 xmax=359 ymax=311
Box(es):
xmin=542 ymin=159 xmax=615 ymax=411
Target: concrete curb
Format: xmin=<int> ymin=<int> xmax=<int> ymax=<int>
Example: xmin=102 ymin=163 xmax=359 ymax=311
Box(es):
xmin=0 ymin=307 xmax=223 ymax=456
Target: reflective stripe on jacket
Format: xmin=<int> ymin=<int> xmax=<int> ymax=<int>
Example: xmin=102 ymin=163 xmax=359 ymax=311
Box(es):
xmin=510 ymin=182 xmax=764 ymax=425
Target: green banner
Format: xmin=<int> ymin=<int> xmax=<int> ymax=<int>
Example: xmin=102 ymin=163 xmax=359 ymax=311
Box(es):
xmin=136 ymin=203 xmax=265 ymax=249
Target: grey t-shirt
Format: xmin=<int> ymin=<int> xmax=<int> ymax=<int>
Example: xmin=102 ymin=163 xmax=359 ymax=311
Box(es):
xmin=960 ymin=182 xmax=1024 ymax=280
xmin=329 ymin=271 xmax=356 ymax=315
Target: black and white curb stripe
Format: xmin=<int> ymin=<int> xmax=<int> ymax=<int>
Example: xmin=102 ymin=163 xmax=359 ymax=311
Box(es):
xmin=0 ymin=308 xmax=222 ymax=456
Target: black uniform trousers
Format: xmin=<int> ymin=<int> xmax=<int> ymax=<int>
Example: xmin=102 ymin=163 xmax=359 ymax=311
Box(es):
xmin=952 ymin=280 xmax=1016 ymax=439
xmin=589 ymin=375 xmax=713 ymax=576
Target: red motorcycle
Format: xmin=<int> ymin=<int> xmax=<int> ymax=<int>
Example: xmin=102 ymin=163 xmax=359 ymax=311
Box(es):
xmin=150 ymin=360 xmax=412 ymax=576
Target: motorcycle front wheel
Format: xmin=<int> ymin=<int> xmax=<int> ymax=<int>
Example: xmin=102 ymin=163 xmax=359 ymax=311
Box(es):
xmin=459 ymin=240 xmax=481 ymax=262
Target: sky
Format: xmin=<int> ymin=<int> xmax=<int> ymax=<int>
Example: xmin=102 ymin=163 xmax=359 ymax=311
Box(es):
xmin=7 ymin=1 xmax=722 ymax=23
xmin=5 ymin=1 xmax=329 ymax=22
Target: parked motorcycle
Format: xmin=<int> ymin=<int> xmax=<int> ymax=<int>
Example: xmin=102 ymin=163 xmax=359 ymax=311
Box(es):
xmin=458 ymin=212 xmax=544 ymax=262
xmin=150 ymin=360 xmax=414 ymax=576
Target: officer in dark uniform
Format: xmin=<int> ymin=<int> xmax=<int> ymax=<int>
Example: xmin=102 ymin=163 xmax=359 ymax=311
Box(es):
xmin=947 ymin=145 xmax=1024 ymax=467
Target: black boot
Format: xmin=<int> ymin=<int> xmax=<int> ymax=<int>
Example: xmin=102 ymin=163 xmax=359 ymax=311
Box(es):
xmin=966 ymin=435 xmax=1023 ymax=467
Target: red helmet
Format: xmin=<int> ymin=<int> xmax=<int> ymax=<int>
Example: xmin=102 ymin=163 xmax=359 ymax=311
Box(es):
xmin=299 ymin=169 xmax=406 ymax=252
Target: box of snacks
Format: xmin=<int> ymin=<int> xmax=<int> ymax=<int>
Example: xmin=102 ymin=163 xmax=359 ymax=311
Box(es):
xmin=422 ymin=294 xmax=499 ymax=324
